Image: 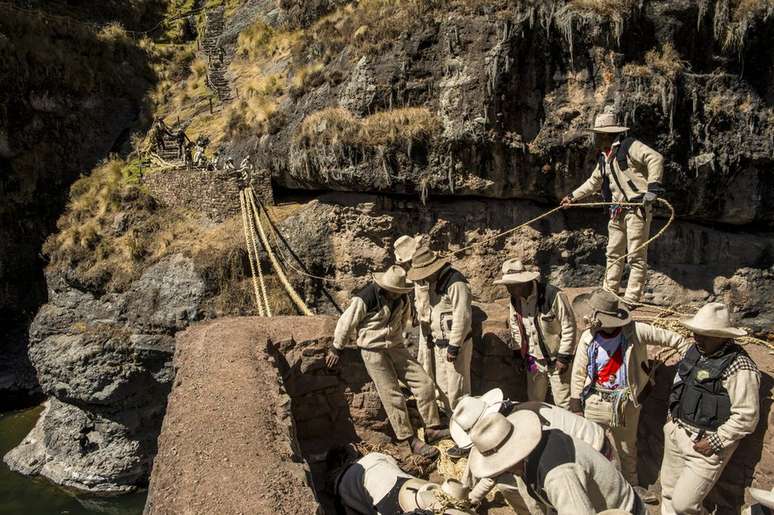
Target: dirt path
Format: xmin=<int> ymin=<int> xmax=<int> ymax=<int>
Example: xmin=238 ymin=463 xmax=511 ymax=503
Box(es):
xmin=145 ymin=316 xmax=335 ymax=515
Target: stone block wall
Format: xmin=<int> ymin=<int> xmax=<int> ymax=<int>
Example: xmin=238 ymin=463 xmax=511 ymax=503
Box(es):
xmin=143 ymin=166 xmax=273 ymax=222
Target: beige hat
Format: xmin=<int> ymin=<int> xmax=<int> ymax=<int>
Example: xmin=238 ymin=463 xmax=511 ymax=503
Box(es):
xmin=407 ymin=246 xmax=449 ymax=282
xmin=450 ymin=389 xmax=504 ymax=450
xmin=399 ymin=478 xmax=470 ymax=513
xmin=589 ymin=106 xmax=629 ymax=133
xmin=680 ymin=302 xmax=747 ymax=338
xmin=373 ymin=265 xmax=413 ymax=294
xmin=572 ymin=289 xmax=631 ymax=329
xmin=750 ymin=486 xmax=774 ymax=509
xmin=493 ymin=259 xmax=540 ymax=285
xmin=468 ymin=411 xmax=542 ymax=478
xmin=394 ymin=235 xmax=420 ymax=265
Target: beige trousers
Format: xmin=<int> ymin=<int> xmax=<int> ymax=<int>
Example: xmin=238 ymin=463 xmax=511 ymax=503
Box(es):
xmin=526 ymin=363 xmax=572 ymax=410
xmin=433 ymin=337 xmax=473 ymax=413
xmin=584 ymin=393 xmax=641 ymax=485
xmin=659 ymin=420 xmax=737 ymax=515
xmin=360 ymin=346 xmax=441 ymax=441
xmin=605 ymin=207 xmax=652 ymax=303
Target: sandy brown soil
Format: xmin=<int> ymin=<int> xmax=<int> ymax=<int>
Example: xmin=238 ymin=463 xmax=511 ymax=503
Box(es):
xmin=144 ymin=316 xmax=335 ymax=515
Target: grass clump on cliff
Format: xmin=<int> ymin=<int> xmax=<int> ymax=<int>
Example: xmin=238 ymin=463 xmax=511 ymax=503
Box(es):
xmin=296 ymin=107 xmax=440 ymax=148
xmin=623 ymin=43 xmax=686 ymax=81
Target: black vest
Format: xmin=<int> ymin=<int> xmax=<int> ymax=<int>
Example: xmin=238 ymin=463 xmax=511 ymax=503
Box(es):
xmin=524 ymin=429 xmax=575 ymax=506
xmin=598 ymin=137 xmax=636 ymax=202
xmin=669 ymin=343 xmax=741 ymax=431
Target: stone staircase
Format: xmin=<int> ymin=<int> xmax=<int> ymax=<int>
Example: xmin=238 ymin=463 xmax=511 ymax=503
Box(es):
xmin=154 ymin=131 xmax=183 ymax=163
xmin=202 ymin=6 xmax=232 ymax=102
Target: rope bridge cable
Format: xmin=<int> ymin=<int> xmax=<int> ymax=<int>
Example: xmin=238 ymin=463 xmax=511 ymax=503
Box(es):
xmin=245 ymin=189 xmax=272 ymax=317
xmin=246 ymin=187 xmax=313 ymax=316
xmin=239 ymin=189 xmax=266 ymax=316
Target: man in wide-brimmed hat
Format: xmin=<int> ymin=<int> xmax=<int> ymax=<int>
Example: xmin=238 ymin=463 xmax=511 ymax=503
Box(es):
xmin=326 ymin=265 xmax=449 ymax=459
xmin=467 ymin=411 xmax=643 ymax=514
xmin=495 ymin=259 xmax=577 ymax=410
xmin=334 ymin=451 xmax=473 ymax=514
xmin=560 ymin=105 xmax=665 ymax=304
xmin=407 ymin=247 xmax=473 ymax=420
xmin=659 ymin=303 xmax=760 ymax=515
xmin=452 ymin=390 xmax=613 ymax=510
xmin=570 ymin=289 xmax=690 ymax=502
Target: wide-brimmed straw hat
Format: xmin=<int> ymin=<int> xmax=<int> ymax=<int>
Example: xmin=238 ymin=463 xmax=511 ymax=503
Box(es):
xmin=373 ymin=265 xmax=413 ymax=294
xmin=572 ymin=289 xmax=631 ymax=329
xmin=407 ymin=246 xmax=449 ymax=282
xmin=394 ymin=235 xmax=421 ymax=265
xmin=750 ymin=486 xmax=774 ymax=509
xmin=589 ymin=107 xmax=629 ymax=134
xmin=450 ymin=389 xmax=504 ymax=450
xmin=680 ymin=302 xmax=747 ymax=338
xmin=468 ymin=411 xmax=542 ymax=479
xmin=493 ymin=259 xmax=540 ymax=285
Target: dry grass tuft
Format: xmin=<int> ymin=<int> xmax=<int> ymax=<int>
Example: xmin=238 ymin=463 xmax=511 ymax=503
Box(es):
xmin=567 ymin=0 xmax=638 ymax=18
xmin=296 ymin=106 xmax=440 ymax=148
xmin=623 ymin=43 xmax=686 ymax=81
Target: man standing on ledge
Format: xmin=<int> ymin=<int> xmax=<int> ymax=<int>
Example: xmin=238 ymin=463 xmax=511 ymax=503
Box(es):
xmin=325 ymin=265 xmax=448 ymax=459
xmin=660 ymin=303 xmax=760 ymax=515
xmin=561 ymin=106 xmax=665 ymax=304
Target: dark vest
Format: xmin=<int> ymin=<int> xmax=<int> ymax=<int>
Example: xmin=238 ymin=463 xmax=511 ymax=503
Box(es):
xmin=435 ymin=266 xmax=468 ymax=295
xmin=598 ymin=137 xmax=636 ymax=202
xmin=669 ymin=343 xmax=741 ymax=431
xmin=524 ymin=429 xmax=575 ymax=506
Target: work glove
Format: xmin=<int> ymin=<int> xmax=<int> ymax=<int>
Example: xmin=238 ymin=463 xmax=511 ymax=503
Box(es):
xmin=569 ymin=398 xmax=584 ymax=416
xmin=643 ymin=191 xmax=657 ymax=205
xmin=446 ymin=345 xmax=460 ymax=363
xmin=325 ymin=348 xmax=341 ymax=369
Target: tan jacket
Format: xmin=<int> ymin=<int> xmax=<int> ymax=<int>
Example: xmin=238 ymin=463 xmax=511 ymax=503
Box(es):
xmin=571 ymin=138 xmax=664 ymax=203
xmin=333 ymin=284 xmax=410 ymax=350
xmin=428 ymin=268 xmax=472 ymax=349
xmin=465 ymin=402 xmax=607 ymax=505
xmin=571 ymin=322 xmax=691 ymax=407
xmin=509 ymin=283 xmax=576 ymax=361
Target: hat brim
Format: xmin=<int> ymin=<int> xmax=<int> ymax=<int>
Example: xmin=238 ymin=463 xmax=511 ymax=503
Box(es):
xmin=468 ymin=411 xmax=542 ymax=479
xmin=750 ymin=487 xmax=774 ymax=509
xmin=450 ymin=401 xmax=501 ymax=450
xmin=373 ymin=273 xmax=413 ymax=294
xmin=680 ymin=320 xmax=747 ymax=338
xmin=589 ymin=126 xmax=630 ymax=133
xmin=398 ymin=479 xmax=435 ymax=511
xmin=407 ymin=258 xmax=449 ymax=282
xmin=572 ymin=292 xmax=631 ymax=329
xmin=493 ymin=272 xmax=540 ymax=285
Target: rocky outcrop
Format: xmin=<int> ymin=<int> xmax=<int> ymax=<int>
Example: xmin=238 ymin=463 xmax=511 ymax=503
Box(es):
xmin=4 ymin=254 xmax=205 ymax=493
xmin=279 ymin=192 xmax=774 ymax=331
xmin=246 ymin=0 xmax=773 ymax=229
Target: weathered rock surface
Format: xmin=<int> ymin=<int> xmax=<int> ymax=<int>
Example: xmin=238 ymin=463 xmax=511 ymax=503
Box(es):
xmin=280 ymin=193 xmax=774 ymax=331
xmin=4 ymin=254 xmax=205 ymax=493
xmin=246 ymin=1 xmax=774 ymax=226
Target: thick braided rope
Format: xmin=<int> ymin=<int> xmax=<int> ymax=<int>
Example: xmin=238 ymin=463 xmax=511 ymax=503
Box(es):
xmin=239 ymin=190 xmax=266 ymax=317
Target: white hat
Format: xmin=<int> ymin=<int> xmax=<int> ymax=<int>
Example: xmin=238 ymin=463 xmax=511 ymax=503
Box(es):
xmin=394 ymin=235 xmax=420 ymax=265
xmin=680 ymin=302 xmax=747 ymax=338
xmin=589 ymin=106 xmax=629 ymax=134
xmin=750 ymin=486 xmax=774 ymax=509
xmin=468 ymin=411 xmax=543 ymax=479
xmin=399 ymin=478 xmax=470 ymax=513
xmin=493 ymin=259 xmax=540 ymax=285
xmin=373 ymin=265 xmax=413 ymax=294
xmin=450 ymin=389 xmax=504 ymax=449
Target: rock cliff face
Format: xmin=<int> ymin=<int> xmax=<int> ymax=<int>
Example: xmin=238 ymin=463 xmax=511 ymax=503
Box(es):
xmin=5 ymin=255 xmax=204 ymax=493
xmin=0 ymin=3 xmax=156 ymax=406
